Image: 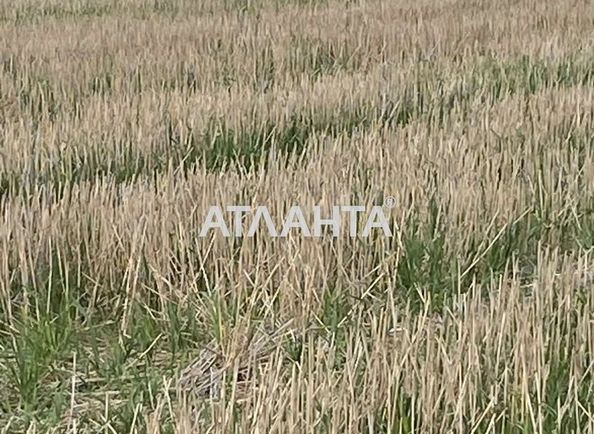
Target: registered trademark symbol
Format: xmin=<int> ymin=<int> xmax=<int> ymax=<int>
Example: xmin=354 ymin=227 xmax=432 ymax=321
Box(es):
xmin=383 ymin=196 xmax=396 ymax=209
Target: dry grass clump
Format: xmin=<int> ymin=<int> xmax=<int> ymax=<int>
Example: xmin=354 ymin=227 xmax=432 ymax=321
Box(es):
xmin=177 ymin=319 xmax=297 ymax=402
xmin=1 ymin=0 xmax=594 ymax=432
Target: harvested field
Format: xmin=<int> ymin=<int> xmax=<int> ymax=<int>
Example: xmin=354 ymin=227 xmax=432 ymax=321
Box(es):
xmin=0 ymin=0 xmax=594 ymax=432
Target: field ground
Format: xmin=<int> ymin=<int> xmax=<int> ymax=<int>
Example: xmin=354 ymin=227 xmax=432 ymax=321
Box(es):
xmin=1 ymin=0 xmax=594 ymax=432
